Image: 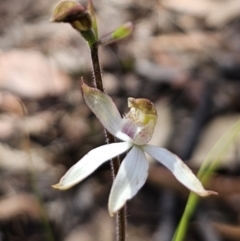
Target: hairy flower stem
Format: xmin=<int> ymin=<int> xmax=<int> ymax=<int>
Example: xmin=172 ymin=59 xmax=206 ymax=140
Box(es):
xmin=89 ymin=42 xmax=126 ymax=241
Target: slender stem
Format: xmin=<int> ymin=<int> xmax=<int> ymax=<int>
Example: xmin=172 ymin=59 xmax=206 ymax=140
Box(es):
xmin=90 ymin=42 xmax=104 ymax=90
xmin=90 ymin=42 xmax=126 ymax=241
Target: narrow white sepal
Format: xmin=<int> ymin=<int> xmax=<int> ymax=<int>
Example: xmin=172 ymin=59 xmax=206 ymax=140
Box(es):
xmin=82 ymin=84 xmax=123 ymax=136
xmin=108 ymin=146 xmax=148 ymax=216
xmin=143 ymin=145 xmax=217 ymax=196
xmin=53 ymin=142 xmax=132 ymax=190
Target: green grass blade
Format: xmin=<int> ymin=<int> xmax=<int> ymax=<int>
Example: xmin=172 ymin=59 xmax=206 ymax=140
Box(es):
xmin=172 ymin=119 xmax=240 ymax=241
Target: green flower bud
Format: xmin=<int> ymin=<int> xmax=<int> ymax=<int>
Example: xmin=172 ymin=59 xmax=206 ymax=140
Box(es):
xmin=99 ymin=22 xmax=133 ymax=45
xmin=52 ymin=1 xmax=97 ymax=46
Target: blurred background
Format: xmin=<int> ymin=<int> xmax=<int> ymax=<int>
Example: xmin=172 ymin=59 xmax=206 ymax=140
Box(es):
xmin=0 ymin=0 xmax=240 ymax=240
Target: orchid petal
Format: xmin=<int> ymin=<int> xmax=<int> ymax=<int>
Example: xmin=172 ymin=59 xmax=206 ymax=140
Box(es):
xmin=108 ymin=146 xmax=148 ymax=216
xmin=53 ymin=142 xmax=132 ymax=190
xmin=143 ymin=145 xmax=217 ymax=196
xmin=82 ymin=83 xmax=123 ymax=137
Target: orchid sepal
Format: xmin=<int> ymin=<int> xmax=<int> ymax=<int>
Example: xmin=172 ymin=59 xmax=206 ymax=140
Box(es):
xmin=143 ymin=145 xmax=217 ymax=197
xmin=52 ymin=142 xmax=132 ymax=190
xmin=81 ymin=83 xmax=123 ymax=138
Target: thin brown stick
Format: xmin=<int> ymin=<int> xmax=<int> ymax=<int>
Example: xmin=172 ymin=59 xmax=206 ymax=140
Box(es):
xmin=90 ymin=42 xmax=126 ymax=241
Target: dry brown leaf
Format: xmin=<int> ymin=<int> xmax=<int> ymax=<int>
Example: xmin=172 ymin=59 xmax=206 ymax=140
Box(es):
xmin=0 ymin=111 xmax=55 ymax=142
xmin=161 ymin=0 xmax=216 ymax=16
xmin=192 ymin=114 xmax=240 ymax=168
xmin=150 ymin=32 xmax=221 ymax=53
xmin=135 ymin=59 xmax=187 ymax=84
xmin=148 ymin=166 xmax=187 ymax=194
xmin=60 ymin=113 xmax=89 ymax=142
xmin=0 ymin=92 xmax=25 ymax=116
xmin=0 ymin=194 xmax=41 ymax=220
xmin=0 ymin=50 xmax=71 ymax=99
xmin=0 ymin=115 xmax=22 ymax=141
xmin=18 ymin=111 xmax=55 ymax=135
xmin=65 ymin=210 xmax=114 ymax=241
xmin=209 ymin=176 xmax=240 ymax=197
xmin=149 ymin=32 xmax=221 ymax=68
xmin=206 ymin=0 xmax=240 ymax=27
xmin=0 ymin=143 xmax=54 ymax=172
xmin=162 ymin=0 xmax=240 ymax=28
xmin=212 ymin=222 xmax=240 ymax=241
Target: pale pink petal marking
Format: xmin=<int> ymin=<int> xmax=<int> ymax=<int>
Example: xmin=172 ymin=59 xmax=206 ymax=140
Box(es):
xmin=108 ymin=146 xmax=148 ymax=216
xmin=115 ymin=130 xmax=133 ymax=142
xmin=143 ymin=145 xmax=217 ymax=196
xmin=53 ymin=142 xmax=132 ymax=190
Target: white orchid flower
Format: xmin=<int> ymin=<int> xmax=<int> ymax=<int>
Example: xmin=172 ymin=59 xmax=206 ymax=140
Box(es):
xmin=53 ymin=83 xmax=216 ymax=216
